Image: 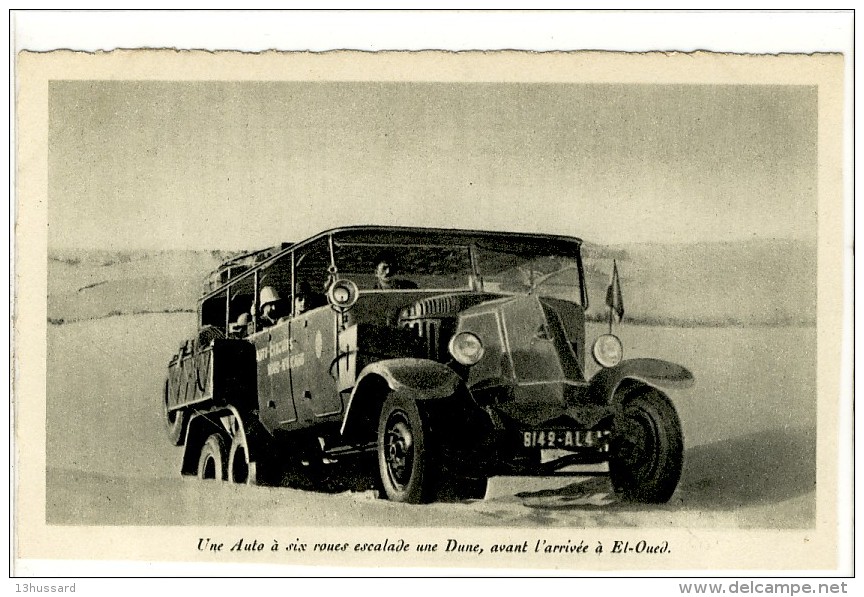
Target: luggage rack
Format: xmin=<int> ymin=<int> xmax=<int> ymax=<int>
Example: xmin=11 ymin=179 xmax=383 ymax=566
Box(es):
xmin=203 ymin=243 xmax=292 ymax=293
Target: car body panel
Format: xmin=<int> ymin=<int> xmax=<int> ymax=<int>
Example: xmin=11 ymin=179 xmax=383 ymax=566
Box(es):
xmin=339 ymin=357 xmax=467 ymax=437
xmin=589 ymin=358 xmax=695 ymax=408
xmin=290 ymin=306 xmax=344 ymax=421
xmin=166 ymin=339 xmax=256 ymax=414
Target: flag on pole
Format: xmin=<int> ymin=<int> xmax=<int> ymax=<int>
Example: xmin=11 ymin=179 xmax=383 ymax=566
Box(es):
xmin=605 ymin=259 xmax=624 ymax=323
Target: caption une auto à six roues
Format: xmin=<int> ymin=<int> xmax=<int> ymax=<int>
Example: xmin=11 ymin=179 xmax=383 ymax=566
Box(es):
xmin=162 ymin=226 xmax=694 ymax=504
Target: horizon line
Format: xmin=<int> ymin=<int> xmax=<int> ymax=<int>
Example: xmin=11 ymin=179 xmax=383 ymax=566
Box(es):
xmin=46 ymin=233 xmax=818 ymax=253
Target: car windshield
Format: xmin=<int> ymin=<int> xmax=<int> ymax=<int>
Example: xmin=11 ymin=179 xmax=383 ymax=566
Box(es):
xmin=332 ymin=237 xmax=584 ymax=301
xmin=474 ymin=245 xmax=584 ymax=305
xmin=333 ymin=242 xmax=473 ymax=290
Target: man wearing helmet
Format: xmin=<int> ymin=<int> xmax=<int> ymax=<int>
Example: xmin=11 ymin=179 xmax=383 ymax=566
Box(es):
xmin=229 ymin=311 xmax=251 ymax=338
xmin=258 ymin=286 xmax=284 ymax=328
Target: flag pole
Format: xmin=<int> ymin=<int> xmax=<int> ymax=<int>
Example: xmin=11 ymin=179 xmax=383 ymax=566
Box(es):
xmin=606 ymin=259 xmax=621 ymax=334
xmin=605 ymin=258 xmax=623 ymax=335
xmin=608 ymin=259 xmax=614 ymax=334
xmin=608 ymin=300 xmax=613 ymax=334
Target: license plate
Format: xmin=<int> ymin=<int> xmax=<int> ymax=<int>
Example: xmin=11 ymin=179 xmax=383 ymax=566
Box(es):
xmin=521 ymin=429 xmax=611 ymax=450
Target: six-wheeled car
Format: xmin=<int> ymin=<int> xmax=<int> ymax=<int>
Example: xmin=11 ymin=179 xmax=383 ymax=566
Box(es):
xmin=163 ymin=226 xmax=694 ymax=503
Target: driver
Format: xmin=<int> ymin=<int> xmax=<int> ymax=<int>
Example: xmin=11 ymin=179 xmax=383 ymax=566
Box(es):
xmin=374 ymin=253 xmax=417 ymax=290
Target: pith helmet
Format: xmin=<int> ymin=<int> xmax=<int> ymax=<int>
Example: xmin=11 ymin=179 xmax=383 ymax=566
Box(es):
xmin=259 ymin=286 xmax=282 ymax=308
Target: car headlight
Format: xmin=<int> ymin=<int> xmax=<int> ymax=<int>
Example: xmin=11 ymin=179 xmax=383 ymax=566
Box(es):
xmin=448 ymin=332 xmax=485 ymax=366
xmin=592 ymin=334 xmax=623 ymax=368
xmin=326 ymin=279 xmax=359 ymax=311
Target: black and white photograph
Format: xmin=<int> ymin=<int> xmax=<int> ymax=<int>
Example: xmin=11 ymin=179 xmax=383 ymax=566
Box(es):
xmin=12 ymin=13 xmax=851 ymax=578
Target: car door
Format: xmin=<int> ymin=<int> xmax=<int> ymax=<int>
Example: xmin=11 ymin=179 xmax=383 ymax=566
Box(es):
xmin=289 ymin=305 xmax=343 ymax=420
xmin=250 ymin=321 xmax=298 ymax=433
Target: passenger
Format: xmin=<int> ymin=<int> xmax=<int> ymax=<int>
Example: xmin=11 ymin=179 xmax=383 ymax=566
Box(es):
xmin=229 ymin=312 xmax=251 ymax=337
xmin=294 ymin=281 xmax=312 ymax=315
xmin=374 ymin=254 xmax=418 ymax=290
xmin=294 ymin=280 xmax=326 ymax=315
xmin=258 ymin=286 xmax=284 ymax=328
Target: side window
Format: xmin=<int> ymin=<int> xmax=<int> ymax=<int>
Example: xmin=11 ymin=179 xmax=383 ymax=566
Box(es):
xmin=228 ymin=275 xmax=255 ymax=337
xmin=293 ymin=238 xmax=332 ymax=316
xmin=258 ymin=255 xmax=292 ymax=326
xmin=200 ymin=290 xmax=227 ymax=331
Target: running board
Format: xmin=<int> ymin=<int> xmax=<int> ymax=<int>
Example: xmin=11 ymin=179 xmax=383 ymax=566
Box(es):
xmin=323 ymin=441 xmax=377 ymax=459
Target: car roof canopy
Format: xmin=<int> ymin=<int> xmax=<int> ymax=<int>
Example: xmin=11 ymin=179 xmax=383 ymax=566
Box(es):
xmin=329 ymin=225 xmax=583 ymax=255
xmin=204 ymin=226 xmax=584 ymax=297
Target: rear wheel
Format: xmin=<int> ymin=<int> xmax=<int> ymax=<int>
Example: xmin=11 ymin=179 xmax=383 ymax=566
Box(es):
xmin=198 ymin=433 xmax=227 ymax=481
xmin=608 ymin=388 xmax=683 ymax=503
xmin=228 ymin=416 xmax=279 ymax=485
xmin=377 ymin=395 xmax=435 ymax=503
xmin=228 ymin=433 xmax=253 ymax=484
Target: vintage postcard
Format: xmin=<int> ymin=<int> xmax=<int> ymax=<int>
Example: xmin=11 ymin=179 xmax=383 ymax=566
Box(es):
xmin=14 ymin=48 xmax=848 ymax=574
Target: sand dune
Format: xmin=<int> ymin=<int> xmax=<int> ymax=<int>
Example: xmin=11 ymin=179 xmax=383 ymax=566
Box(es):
xmin=48 ymin=238 xmax=816 ymax=327
xmin=46 ymin=313 xmax=816 ymax=528
xmin=43 ymin=238 xmax=817 ymax=528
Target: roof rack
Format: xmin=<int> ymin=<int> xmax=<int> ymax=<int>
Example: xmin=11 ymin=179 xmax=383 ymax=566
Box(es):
xmin=203 ymin=242 xmax=292 ymax=293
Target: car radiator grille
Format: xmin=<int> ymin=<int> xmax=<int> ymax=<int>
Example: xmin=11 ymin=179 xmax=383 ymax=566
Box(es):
xmin=402 ymin=319 xmax=442 ymax=361
xmin=399 ymin=294 xmax=493 ymax=362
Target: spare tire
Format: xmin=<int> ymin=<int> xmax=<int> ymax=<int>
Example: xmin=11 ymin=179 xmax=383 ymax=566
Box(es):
xmin=163 ymin=378 xmax=187 ymax=446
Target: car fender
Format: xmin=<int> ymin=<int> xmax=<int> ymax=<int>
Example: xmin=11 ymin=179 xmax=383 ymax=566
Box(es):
xmin=181 ymin=405 xmax=242 ymax=475
xmin=588 ymin=358 xmax=694 ymax=408
xmin=340 ymin=358 xmax=464 ymax=437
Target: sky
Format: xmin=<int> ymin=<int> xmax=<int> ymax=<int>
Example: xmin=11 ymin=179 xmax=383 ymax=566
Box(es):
xmin=48 ymin=81 xmax=817 ymax=250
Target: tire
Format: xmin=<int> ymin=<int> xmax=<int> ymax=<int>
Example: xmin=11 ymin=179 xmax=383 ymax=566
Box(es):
xmin=608 ymin=388 xmax=683 ymax=503
xmin=163 ymin=379 xmax=186 ymax=446
xmin=227 ymin=417 xmax=282 ymax=486
xmin=228 ymin=432 xmax=254 ymax=484
xmin=198 ymin=433 xmax=227 ymax=481
xmin=377 ymin=394 xmax=436 ymax=503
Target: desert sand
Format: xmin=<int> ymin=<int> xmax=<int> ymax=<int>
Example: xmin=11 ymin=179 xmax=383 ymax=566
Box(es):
xmin=46 ymin=311 xmax=816 ymax=529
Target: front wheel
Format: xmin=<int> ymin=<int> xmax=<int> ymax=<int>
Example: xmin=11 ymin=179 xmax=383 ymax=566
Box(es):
xmin=608 ymin=388 xmax=683 ymax=503
xmin=377 ymin=395 xmax=435 ymax=503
